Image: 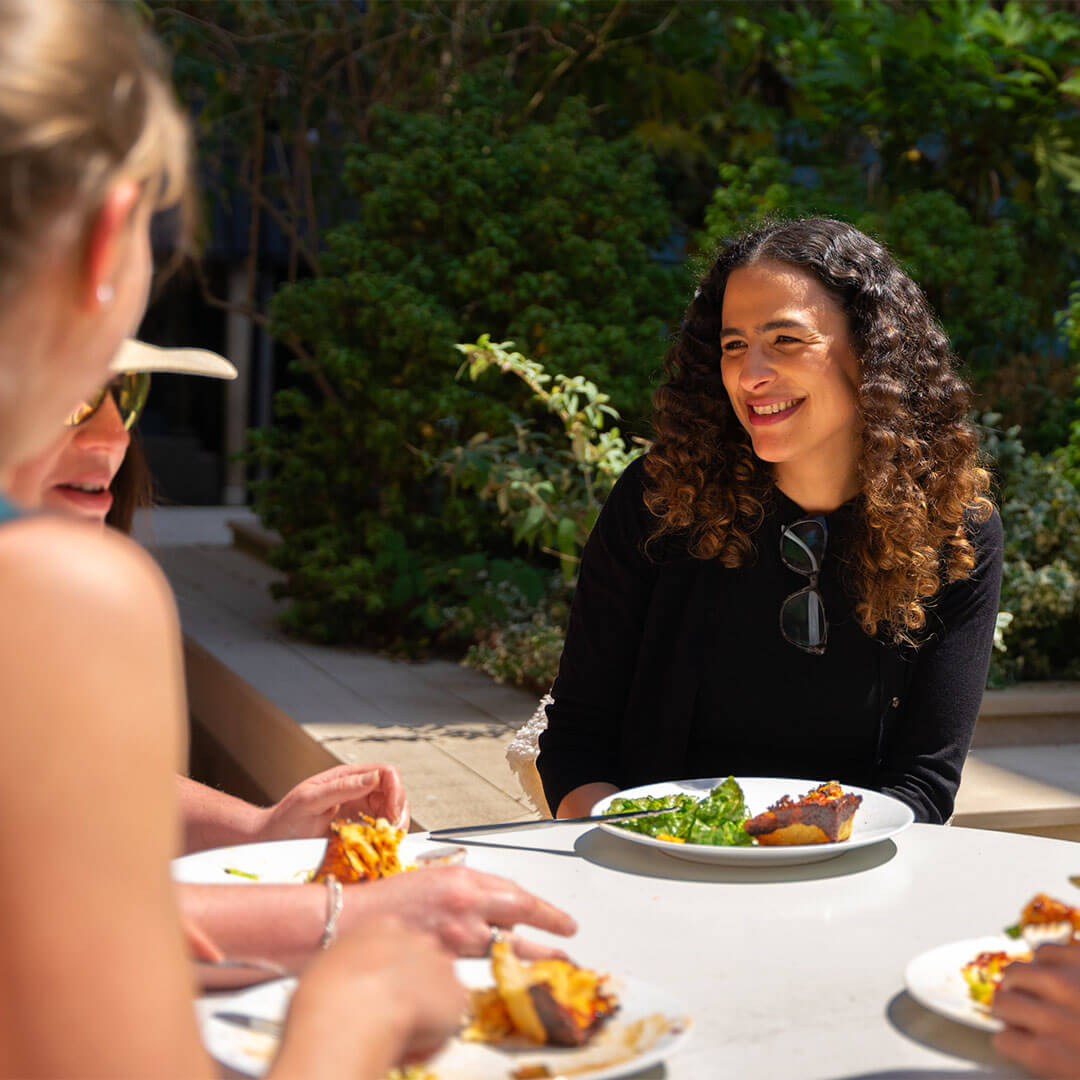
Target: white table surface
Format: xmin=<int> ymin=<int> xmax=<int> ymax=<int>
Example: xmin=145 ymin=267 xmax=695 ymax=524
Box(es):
xmin=201 ymin=822 xmax=1080 ymax=1079
xmin=424 ymin=822 xmax=1077 ymax=1079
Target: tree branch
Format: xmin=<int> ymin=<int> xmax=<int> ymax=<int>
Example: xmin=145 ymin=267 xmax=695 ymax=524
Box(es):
xmin=232 ymin=171 xmax=322 ymax=276
xmin=192 ymin=261 xmax=340 ymax=405
xmin=243 ymin=79 xmax=266 ymax=309
xmin=522 ymin=0 xmax=628 ymax=120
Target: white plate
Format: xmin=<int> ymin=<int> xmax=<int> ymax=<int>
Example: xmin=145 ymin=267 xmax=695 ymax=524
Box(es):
xmin=196 ymin=961 xmax=691 ymax=1079
xmin=172 ymin=835 xmax=463 ymax=885
xmin=591 ymin=776 xmax=914 ymax=866
xmin=905 ymin=935 xmax=1030 ymax=1032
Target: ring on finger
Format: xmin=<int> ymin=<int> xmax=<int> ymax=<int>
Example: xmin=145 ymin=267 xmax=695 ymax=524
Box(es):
xmin=486 ymin=926 xmax=503 ymax=956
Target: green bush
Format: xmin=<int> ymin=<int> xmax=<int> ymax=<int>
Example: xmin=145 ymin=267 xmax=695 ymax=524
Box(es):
xmin=983 ymin=416 xmax=1080 ymax=684
xmin=251 ymin=85 xmax=680 ymax=645
xmin=450 ymin=572 xmax=571 ymax=694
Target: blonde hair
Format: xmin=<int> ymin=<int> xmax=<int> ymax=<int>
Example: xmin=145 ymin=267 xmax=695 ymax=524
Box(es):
xmin=0 ymin=0 xmax=192 ymax=297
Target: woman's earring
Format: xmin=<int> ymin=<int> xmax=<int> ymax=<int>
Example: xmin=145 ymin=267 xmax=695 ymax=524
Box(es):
xmin=96 ymin=283 xmax=114 ymax=307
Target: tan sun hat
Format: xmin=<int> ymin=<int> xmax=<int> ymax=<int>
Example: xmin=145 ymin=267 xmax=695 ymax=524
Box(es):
xmin=109 ymin=339 xmax=238 ymax=379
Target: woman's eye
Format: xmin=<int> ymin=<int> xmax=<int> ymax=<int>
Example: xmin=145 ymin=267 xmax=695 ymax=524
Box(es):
xmin=721 ymin=340 xmax=745 ymax=353
xmin=774 ymin=335 xmax=802 ymax=345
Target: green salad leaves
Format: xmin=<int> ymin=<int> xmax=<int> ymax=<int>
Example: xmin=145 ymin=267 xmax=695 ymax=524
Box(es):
xmin=605 ymin=776 xmax=753 ymax=846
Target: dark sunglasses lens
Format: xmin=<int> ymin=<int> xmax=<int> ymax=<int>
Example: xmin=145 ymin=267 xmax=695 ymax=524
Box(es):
xmin=111 ymin=372 xmax=151 ymax=430
xmin=781 ymin=587 xmax=827 ymax=653
xmin=781 ymin=519 xmax=827 ymax=575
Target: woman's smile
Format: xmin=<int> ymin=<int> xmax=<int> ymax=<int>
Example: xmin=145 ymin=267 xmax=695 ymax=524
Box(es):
xmin=747 ymin=397 xmax=806 ymax=424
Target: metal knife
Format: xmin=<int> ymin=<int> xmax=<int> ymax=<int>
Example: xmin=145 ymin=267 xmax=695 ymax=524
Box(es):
xmin=212 ymin=1012 xmax=283 ymax=1039
xmin=428 ymin=805 xmax=677 ymax=838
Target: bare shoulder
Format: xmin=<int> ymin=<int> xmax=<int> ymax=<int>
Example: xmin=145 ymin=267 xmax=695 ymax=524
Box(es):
xmin=0 ymin=515 xmax=187 ymax=789
xmin=0 ymin=515 xmax=176 ymax=630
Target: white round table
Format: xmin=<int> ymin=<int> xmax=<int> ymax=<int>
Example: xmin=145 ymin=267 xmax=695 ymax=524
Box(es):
xmin=428 ymin=821 xmax=1076 ymax=1079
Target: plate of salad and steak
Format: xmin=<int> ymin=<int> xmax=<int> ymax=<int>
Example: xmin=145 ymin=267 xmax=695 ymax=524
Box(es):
xmin=592 ymin=776 xmax=914 ymax=866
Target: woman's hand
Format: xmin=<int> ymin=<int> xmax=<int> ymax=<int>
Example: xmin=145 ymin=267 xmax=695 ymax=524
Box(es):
xmin=344 ymin=865 xmax=577 ymax=960
xmin=254 ymin=763 xmax=409 ymax=841
xmin=274 ymin=917 xmax=465 ymax=1080
xmin=557 ymin=782 xmax=619 ymax=819
xmin=992 ymin=942 xmax=1080 ymax=1078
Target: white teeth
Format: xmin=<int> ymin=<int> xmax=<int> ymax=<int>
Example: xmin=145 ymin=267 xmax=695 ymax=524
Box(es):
xmin=68 ymin=483 xmax=105 ymax=493
xmin=751 ymin=399 xmax=799 ymax=415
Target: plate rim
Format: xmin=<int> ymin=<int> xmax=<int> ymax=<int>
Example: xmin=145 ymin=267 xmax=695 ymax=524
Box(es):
xmin=904 ymin=933 xmax=1030 ymax=1034
xmin=590 ymin=775 xmax=915 ymax=863
xmin=172 ymin=833 xmax=452 ymax=884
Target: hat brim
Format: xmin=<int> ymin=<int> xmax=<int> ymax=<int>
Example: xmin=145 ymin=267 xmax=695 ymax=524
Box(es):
xmin=109 ymin=339 xmax=238 ymax=380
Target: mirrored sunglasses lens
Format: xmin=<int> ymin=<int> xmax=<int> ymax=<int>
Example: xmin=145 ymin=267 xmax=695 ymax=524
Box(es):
xmin=781 ymin=519 xmax=827 ymax=575
xmin=781 ymin=588 xmax=827 ymax=652
xmin=112 ymin=372 xmax=150 ymax=430
xmin=65 ymin=385 xmax=108 ymax=427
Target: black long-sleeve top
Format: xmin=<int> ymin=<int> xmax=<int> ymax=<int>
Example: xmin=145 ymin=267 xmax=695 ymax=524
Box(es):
xmin=536 ymin=456 xmax=1004 ymax=824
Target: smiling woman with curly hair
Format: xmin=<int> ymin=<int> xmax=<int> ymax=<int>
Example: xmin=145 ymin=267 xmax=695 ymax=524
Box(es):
xmin=536 ymin=217 xmax=1003 ymax=825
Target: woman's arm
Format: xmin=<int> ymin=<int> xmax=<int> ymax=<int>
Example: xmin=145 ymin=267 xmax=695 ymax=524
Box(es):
xmin=877 ymin=510 xmax=1004 ymax=823
xmin=178 ymin=763 xmax=409 ymax=853
xmin=537 ymin=458 xmax=660 ymax=817
xmin=181 ymin=862 xmax=578 ymax=980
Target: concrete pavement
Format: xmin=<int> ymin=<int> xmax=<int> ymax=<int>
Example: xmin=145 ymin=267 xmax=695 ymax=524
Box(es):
xmin=136 ymin=507 xmax=542 ymax=831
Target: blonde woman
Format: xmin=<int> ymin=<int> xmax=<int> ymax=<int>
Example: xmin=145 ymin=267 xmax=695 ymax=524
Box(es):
xmin=0 ymin=3 xmax=468 ymax=1076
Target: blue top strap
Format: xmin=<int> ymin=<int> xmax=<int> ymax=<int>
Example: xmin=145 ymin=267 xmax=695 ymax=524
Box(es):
xmin=0 ymin=493 xmax=22 ymax=523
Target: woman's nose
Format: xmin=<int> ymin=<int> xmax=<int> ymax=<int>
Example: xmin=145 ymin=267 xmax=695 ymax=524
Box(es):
xmin=75 ymin=392 xmax=130 ymax=450
xmin=738 ymin=344 xmax=776 ymax=392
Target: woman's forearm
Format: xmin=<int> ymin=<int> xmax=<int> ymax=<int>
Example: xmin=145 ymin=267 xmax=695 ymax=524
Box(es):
xmin=556 ymin=782 xmax=619 ymax=819
xmin=179 ymin=883 xmax=326 ymax=978
xmin=177 ymin=775 xmax=264 ymax=853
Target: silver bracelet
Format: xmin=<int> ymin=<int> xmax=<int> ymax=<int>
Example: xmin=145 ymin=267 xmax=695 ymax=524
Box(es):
xmin=319 ymin=875 xmax=343 ymax=950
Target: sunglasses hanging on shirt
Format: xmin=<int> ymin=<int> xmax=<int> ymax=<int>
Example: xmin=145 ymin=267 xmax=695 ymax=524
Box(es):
xmin=780 ymin=515 xmax=828 ymax=655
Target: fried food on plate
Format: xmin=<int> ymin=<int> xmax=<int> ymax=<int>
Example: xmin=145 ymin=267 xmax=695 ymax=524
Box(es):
xmin=1009 ymin=893 xmax=1080 ymax=944
xmin=311 ymin=815 xmax=404 ymax=883
xmin=962 ymin=949 xmax=1032 ymax=1008
xmin=462 ymin=939 xmax=618 ymax=1047
xmin=743 ymin=781 xmax=862 ymax=846
xmin=960 ymin=893 xmax=1080 ymax=1008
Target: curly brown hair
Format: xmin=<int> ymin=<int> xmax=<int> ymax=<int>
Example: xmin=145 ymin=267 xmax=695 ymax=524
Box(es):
xmin=645 ymin=217 xmax=992 ymax=645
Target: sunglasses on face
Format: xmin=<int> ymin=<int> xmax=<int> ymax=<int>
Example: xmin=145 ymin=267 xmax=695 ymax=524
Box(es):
xmin=64 ymin=371 xmax=150 ymax=431
xmin=780 ymin=515 xmax=828 ymax=655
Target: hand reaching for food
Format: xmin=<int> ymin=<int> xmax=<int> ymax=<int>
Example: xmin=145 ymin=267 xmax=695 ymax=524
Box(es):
xmin=342 ymin=864 xmax=578 ymax=960
xmin=254 ymin=763 xmax=410 ymax=841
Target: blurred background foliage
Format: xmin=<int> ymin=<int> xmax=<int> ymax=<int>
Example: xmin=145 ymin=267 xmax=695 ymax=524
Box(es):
xmin=154 ymin=0 xmax=1080 ymax=685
